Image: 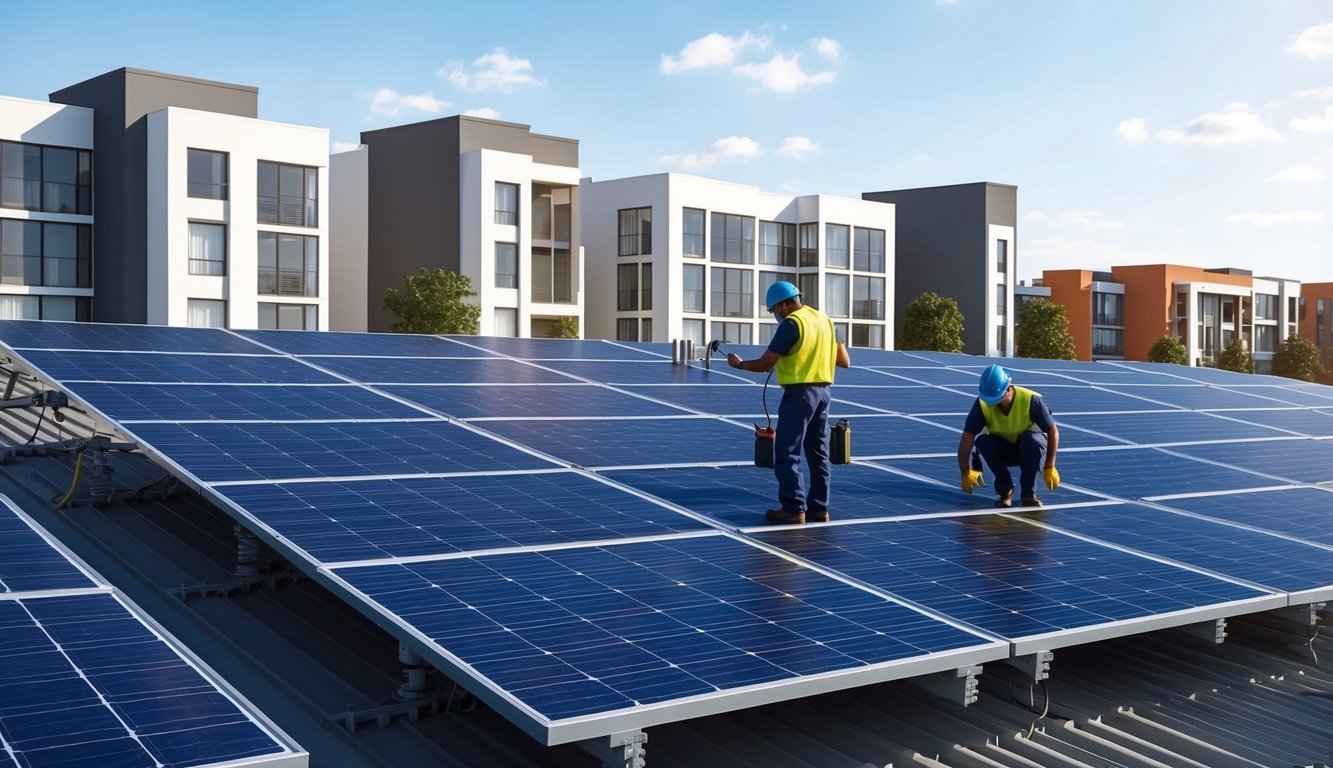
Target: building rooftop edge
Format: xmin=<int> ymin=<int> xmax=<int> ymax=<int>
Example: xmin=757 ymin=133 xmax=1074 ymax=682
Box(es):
xmin=51 ymin=66 xmax=259 ymax=98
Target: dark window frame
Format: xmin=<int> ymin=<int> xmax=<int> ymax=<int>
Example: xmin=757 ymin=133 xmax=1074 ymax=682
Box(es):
xmin=257 ymin=231 xmax=319 ymax=297
xmin=618 ymin=206 xmax=652 ymax=257
xmin=0 ymin=219 xmax=92 ymax=288
xmin=187 ymin=148 xmax=228 ymax=200
xmin=257 ymin=161 xmax=318 ymax=228
xmin=1 ymin=140 xmax=93 ymax=215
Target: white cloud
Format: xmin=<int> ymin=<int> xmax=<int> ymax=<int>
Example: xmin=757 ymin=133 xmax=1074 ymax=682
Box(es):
xmin=1287 ymin=21 xmax=1333 ymax=59
xmin=1265 ymin=166 xmax=1324 ymax=184
xmin=331 ymin=141 xmax=362 ymax=154
xmin=810 ymin=37 xmax=841 ymax=62
xmin=1020 ymin=236 xmax=1184 ymax=279
xmin=1057 ymin=211 xmax=1127 ymax=232
xmin=463 ymin=107 xmax=501 ymax=119
xmin=367 ymin=88 xmax=450 ymax=117
xmin=439 ymin=48 xmax=545 ymax=92
xmin=734 ymin=53 xmax=837 ymax=93
xmin=1025 ymin=209 xmax=1046 ymax=221
xmin=775 ymin=136 xmax=821 ymax=159
xmin=1115 ymin=117 xmax=1148 ymax=142
xmin=658 ymin=135 xmax=762 ymax=169
xmin=1290 ymin=104 xmax=1333 ymax=134
xmin=660 ymin=31 xmax=768 ymax=74
xmin=1158 ymin=102 xmax=1282 ymax=144
xmin=1291 ymin=85 xmax=1333 ymax=99
xmin=1224 ymin=210 xmax=1324 ymax=225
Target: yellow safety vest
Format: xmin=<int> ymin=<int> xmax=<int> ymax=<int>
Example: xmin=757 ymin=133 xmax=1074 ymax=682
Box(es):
xmin=979 ymin=386 xmax=1040 ymax=444
xmin=775 ymin=305 xmax=836 ymax=387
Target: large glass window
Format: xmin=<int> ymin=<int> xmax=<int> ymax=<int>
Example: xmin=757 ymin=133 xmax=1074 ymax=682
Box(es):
xmin=851 ymin=324 xmax=884 ymax=349
xmin=995 ymin=283 xmax=1007 ymax=316
xmin=1092 ymin=327 xmax=1123 ymax=357
xmin=710 ymin=213 xmax=754 ymax=264
xmin=798 ymin=273 xmax=819 ymax=310
xmin=1255 ymin=324 xmax=1276 ymax=352
xmin=494 ymin=242 xmax=517 ymax=288
xmin=187 ymin=149 xmax=228 ymax=200
xmin=495 ymin=182 xmax=518 ymax=226
xmin=258 ymin=232 xmax=318 ymax=296
xmin=825 ymin=273 xmax=849 ymax=318
xmin=1254 ymin=293 xmax=1278 ymax=320
xmin=1 ymin=141 xmax=92 ymax=214
xmin=852 ymin=275 xmax=885 ymax=320
xmin=759 ymin=271 xmax=797 ymax=308
xmin=682 ymin=264 xmax=704 ymax=313
xmin=996 ymin=325 xmax=1008 ymax=355
xmin=0 ymin=295 xmax=88 ymax=321
xmin=642 ymin=318 xmax=652 ymax=341
xmin=711 ymin=321 xmax=752 ymax=345
xmin=187 ymin=299 xmax=227 ymax=328
xmin=617 ymin=263 xmax=638 ymax=311
xmin=619 ymin=207 xmax=651 ymax=256
xmin=683 ymin=207 xmax=705 ymax=257
xmin=188 ymin=222 xmax=226 ymax=276
xmin=825 ymin=223 xmax=849 ymax=269
xmin=1093 ymin=292 xmax=1123 ymax=326
xmin=799 ymin=223 xmax=819 ymax=267
xmin=996 ymin=239 xmax=1007 ymax=273
xmin=758 ymin=221 xmax=796 ymax=267
xmin=681 ymin=318 xmax=705 ymax=347
xmin=616 ymin=318 xmax=638 ymax=341
xmin=853 ymin=227 xmax=886 ymax=272
xmin=531 ymin=247 xmax=572 ymax=304
xmin=0 ymin=219 xmax=91 ymax=288
xmin=710 ymin=267 xmax=753 ymax=318
xmin=641 ymin=263 xmax=653 ymax=311
xmin=258 ymin=302 xmax=317 ymax=330
xmin=258 ymin=161 xmax=318 ymax=227
xmin=493 ymin=307 xmax=517 ymax=337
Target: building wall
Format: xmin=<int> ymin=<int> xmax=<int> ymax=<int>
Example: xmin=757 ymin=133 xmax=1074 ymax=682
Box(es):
xmin=1299 ymin=281 xmax=1333 ymax=383
xmin=1042 ymin=270 xmax=1095 ymax=359
xmin=1112 ymin=265 xmax=1250 ymax=363
xmin=329 ymin=147 xmax=368 ymax=331
xmin=146 ymin=107 xmax=329 ymax=329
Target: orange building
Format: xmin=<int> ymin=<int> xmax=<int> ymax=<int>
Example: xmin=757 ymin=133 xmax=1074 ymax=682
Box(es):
xmin=1042 ymin=265 xmax=1301 ymax=371
xmin=1299 ymin=281 xmax=1333 ymax=384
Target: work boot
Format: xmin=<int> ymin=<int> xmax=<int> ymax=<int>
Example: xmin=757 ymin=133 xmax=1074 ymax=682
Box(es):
xmin=994 ymin=488 xmax=1014 ymax=508
xmin=765 ymin=508 xmax=805 ymax=525
xmin=1020 ymin=493 xmax=1043 ymax=508
xmin=806 ymin=507 xmax=830 ymax=523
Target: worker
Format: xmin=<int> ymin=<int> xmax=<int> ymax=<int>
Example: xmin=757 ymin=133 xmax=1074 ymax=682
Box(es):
xmin=956 ymin=364 xmax=1061 ymax=507
xmin=728 ymin=281 xmax=851 ymax=524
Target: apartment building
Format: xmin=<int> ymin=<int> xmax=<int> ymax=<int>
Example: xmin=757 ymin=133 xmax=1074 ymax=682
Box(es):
xmin=862 ymin=182 xmax=1016 ymax=357
xmin=581 ymin=173 xmax=895 ymax=348
xmin=38 ymin=67 xmax=330 ymax=330
xmin=0 ymin=96 xmax=94 ymax=321
xmin=1299 ymin=281 xmax=1333 ymax=383
xmin=344 ymin=116 xmax=581 ymax=336
xmin=1042 ymin=265 xmax=1301 ymax=372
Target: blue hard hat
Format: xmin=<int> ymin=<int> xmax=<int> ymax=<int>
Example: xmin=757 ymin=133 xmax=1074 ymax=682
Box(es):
xmin=978 ymin=364 xmax=1012 ymax=404
xmin=765 ymin=281 xmax=800 ymax=311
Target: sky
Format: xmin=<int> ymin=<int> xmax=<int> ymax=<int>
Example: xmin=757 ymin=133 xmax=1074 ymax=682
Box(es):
xmin=5 ymin=0 xmax=1333 ymax=283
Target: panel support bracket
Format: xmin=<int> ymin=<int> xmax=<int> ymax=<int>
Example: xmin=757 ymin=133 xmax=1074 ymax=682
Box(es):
xmin=910 ymin=664 xmax=982 ymax=706
xmin=1178 ymin=617 xmax=1227 ymax=644
xmin=1004 ymin=650 xmax=1053 ymax=682
xmin=580 ymin=729 xmax=647 ymax=768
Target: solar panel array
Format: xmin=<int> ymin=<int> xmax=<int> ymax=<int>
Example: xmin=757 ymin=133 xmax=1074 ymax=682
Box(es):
xmin=3 ymin=319 xmax=1332 ymax=747
xmin=0 ymin=493 xmax=302 ymax=768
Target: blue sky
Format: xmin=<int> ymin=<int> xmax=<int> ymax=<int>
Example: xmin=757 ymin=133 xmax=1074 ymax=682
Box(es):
xmin=6 ymin=0 xmax=1332 ymax=282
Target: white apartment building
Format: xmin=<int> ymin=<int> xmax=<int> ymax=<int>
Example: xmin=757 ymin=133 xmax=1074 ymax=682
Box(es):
xmin=581 ymin=173 xmax=895 ymax=349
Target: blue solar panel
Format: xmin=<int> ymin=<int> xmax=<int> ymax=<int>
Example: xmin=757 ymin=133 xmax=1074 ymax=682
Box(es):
xmin=328 ymin=535 xmax=996 ymax=721
xmin=13 ymin=349 xmax=337 ymax=384
xmin=1219 ymin=385 xmax=1333 ymax=407
xmin=539 ymin=360 xmax=750 ymax=385
xmin=214 ymin=472 xmax=710 ymax=563
xmin=1053 ymin=447 xmax=1283 ymax=498
xmin=1158 ymin=488 xmax=1333 ymax=546
xmin=476 ymin=417 xmax=752 ymax=468
xmin=311 ymin=356 xmax=578 ymax=384
xmin=447 ymin=336 xmax=666 ymax=360
xmin=832 ymin=385 xmax=975 ymax=414
xmin=865 ymin=455 xmax=1100 ymax=506
xmin=1168 ymin=439 xmax=1333 ymax=484
xmin=0 ymin=594 xmax=291 ymax=768
xmin=0 ymin=319 xmax=266 ymax=354
xmin=1206 ymin=408 xmax=1333 ymax=437
xmin=69 ymin=382 xmax=426 ymax=422
xmin=907 ymin=415 xmax=1128 ymax=449
xmin=383 ymin=384 xmax=684 ymax=419
xmin=604 ymin=464 xmax=999 ymax=527
xmin=1059 ymin=410 xmax=1294 ymax=444
xmin=1112 ymin=362 xmax=1266 ymax=384
xmin=756 ymin=516 xmax=1269 ymax=641
xmin=619 ymin=384 xmax=879 ymax=417
xmin=1027 ymin=503 xmax=1333 ymax=595
xmin=0 ymin=511 xmax=95 ymax=593
xmin=126 ymin=421 xmax=557 ymax=482
xmin=1114 ymin=385 xmax=1291 ymax=410
xmin=237 ymin=328 xmax=493 ymax=357
xmin=864 ymin=367 xmax=979 ymax=386
xmin=1029 ymin=384 xmax=1184 ymax=414
xmin=825 ymin=415 xmax=961 ymax=458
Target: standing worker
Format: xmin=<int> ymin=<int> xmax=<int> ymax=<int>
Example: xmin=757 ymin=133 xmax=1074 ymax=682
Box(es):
xmin=957 ymin=364 xmax=1062 ymax=507
xmin=728 ymin=281 xmax=851 ymax=524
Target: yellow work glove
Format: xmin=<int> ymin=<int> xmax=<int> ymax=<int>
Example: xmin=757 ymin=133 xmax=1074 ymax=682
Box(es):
xmin=1043 ymin=465 xmax=1061 ymax=491
xmin=961 ymin=469 xmax=985 ymax=494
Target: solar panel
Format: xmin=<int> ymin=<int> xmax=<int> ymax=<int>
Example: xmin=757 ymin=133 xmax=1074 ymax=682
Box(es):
xmin=1203 ymin=408 xmax=1333 ymax=437
xmin=12 ymin=349 xmax=338 ymax=385
xmin=1022 ymin=384 xmax=1185 ymax=414
xmin=69 ymin=382 xmax=427 ymax=423
xmin=1114 ymin=384 xmax=1294 ymax=410
xmin=0 ymin=510 xmax=96 ymax=593
xmin=832 ymin=385 xmax=975 ymax=414
xmin=0 ymin=318 xmax=265 ymax=354
xmin=236 ymin=328 xmax=492 ymax=357
xmin=1218 ymin=384 xmax=1333 ymax=407
xmin=1048 ymin=447 xmax=1288 ymax=498
xmin=869 ymin=455 xmax=1101 ymax=505
xmin=444 ymin=335 xmax=666 ymax=360
xmin=1166 ymin=438 xmax=1333 ymax=485
xmin=310 ymin=356 xmax=578 ymax=384
xmin=1157 ymin=487 xmax=1333 ymax=547
xmin=863 ymin=367 xmax=980 ymax=386
xmin=819 ymin=415 xmax=961 ymax=458
xmin=620 ymin=384 xmax=879 ymax=417
xmin=382 ymin=383 xmax=685 ymax=419
xmin=537 ymin=359 xmax=750 ymax=385
xmin=475 ymin=417 xmax=754 ymax=468
xmin=1059 ymin=410 xmax=1296 ymax=445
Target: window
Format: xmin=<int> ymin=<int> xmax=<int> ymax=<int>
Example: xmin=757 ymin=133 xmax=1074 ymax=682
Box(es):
xmin=531 ymin=247 xmax=573 ymax=303
xmin=710 ymin=213 xmax=754 ymax=264
xmin=531 ymin=186 xmax=551 ymax=237
xmin=1318 ymin=299 xmax=1325 ymax=346
xmin=825 ymin=223 xmax=849 ymax=268
xmin=682 ymin=318 xmax=705 ymax=347
xmin=616 ymin=318 xmax=638 ymax=341
xmin=617 ymin=264 xmax=638 ymax=311
xmin=495 ymin=182 xmax=518 ymax=226
xmin=1 ymin=141 xmax=92 ymax=214
xmin=641 ymin=263 xmax=653 ymax=311
xmin=258 ymin=302 xmax=317 ymax=330
xmin=0 ymin=295 xmax=88 ymax=321
xmin=825 ymin=273 xmax=849 ymax=318
xmin=682 ymin=264 xmax=705 ymax=313
xmin=0 ymin=219 xmax=91 ymax=288
xmin=797 ymin=273 xmax=819 ymax=310
xmin=1093 ymin=292 xmax=1123 ymax=326
xmin=833 ymin=322 xmax=848 ymax=344
xmin=188 ymin=223 xmax=226 ymax=276
xmin=555 ymin=203 xmax=571 ymax=243
xmin=683 ymin=208 xmax=705 ymax=257
xmin=995 ymin=283 xmax=1007 ymax=316
xmin=759 ymin=271 xmax=797 ymax=307
xmin=258 ymin=161 xmax=318 ymax=227
xmin=758 ymin=221 xmax=796 ymax=267
xmin=852 ymin=276 xmax=885 ymax=320
xmin=642 ymin=319 xmax=652 ymax=341
xmin=853 ymin=227 xmax=885 ymax=272
xmin=187 ymin=299 xmax=227 ymax=328
xmin=258 ymin=232 xmax=318 ymax=296
xmin=758 ymin=323 xmax=778 ymax=344
xmin=1254 ymin=293 xmax=1278 ymax=320
xmin=495 ymin=242 xmax=517 ymax=288
xmin=187 ymin=149 xmax=228 ymax=200
xmin=851 ymin=324 xmax=884 ymax=349
xmin=1255 ymin=324 xmax=1276 ymax=352
xmin=619 ymin=207 xmax=651 ymax=256
xmin=997 ymin=325 xmax=1009 ymax=355
xmin=996 ymin=239 xmax=1007 ymax=273
xmin=712 ymin=321 xmax=752 ymax=345
xmin=799 ymin=223 xmax=818 ymax=267
xmin=710 ymin=267 xmax=753 ymax=318
xmin=1092 ymin=327 xmax=1123 ymax=357
xmin=493 ymin=307 xmax=517 ymax=337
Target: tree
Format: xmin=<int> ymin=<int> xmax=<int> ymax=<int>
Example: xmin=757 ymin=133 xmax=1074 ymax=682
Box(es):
xmin=1147 ymin=335 xmax=1189 ymax=365
xmin=383 ymin=268 xmax=481 ymax=335
xmin=547 ymin=316 xmax=580 ymax=339
xmin=1272 ymin=334 xmax=1324 ymax=382
xmin=1015 ymin=299 xmax=1076 ymax=360
xmin=1216 ymin=337 xmax=1253 ymax=374
xmin=899 ymin=292 xmax=964 ymax=352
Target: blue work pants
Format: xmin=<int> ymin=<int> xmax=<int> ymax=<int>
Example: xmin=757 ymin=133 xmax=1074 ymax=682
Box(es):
xmin=975 ymin=431 xmax=1048 ymax=497
xmin=775 ymin=383 xmax=831 ymax=514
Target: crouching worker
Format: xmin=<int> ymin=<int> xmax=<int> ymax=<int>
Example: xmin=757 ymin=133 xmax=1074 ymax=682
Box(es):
xmin=956 ymin=364 xmax=1061 ymax=508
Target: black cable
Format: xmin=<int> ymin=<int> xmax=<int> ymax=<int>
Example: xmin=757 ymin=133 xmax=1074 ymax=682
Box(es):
xmin=25 ymin=406 xmax=46 ymax=445
xmin=761 ymin=370 xmax=773 ymax=429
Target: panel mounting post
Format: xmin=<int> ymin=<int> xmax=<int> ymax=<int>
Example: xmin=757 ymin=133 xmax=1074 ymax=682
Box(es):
xmin=580 ymin=729 xmax=647 ymax=768
xmin=910 ymin=664 xmax=982 ymax=706
xmin=1004 ymin=650 xmax=1053 ymax=682
xmin=1177 ymin=618 xmax=1227 ymax=644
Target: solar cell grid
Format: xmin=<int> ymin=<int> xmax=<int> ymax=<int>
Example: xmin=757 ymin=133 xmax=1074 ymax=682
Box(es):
xmin=619 ymin=384 xmax=878 ymax=417
xmin=543 ymin=359 xmax=751 ymax=385
xmin=71 ymin=382 xmax=426 ymax=423
xmin=829 ymin=415 xmax=961 ymax=458
xmin=1026 ymin=384 xmax=1184 ymax=414
xmin=1158 ymin=488 xmax=1333 ymax=546
xmin=13 ymin=349 xmax=338 ymax=385
xmin=311 ymin=356 xmax=577 ymax=385
xmin=237 ymin=328 xmax=492 ymax=357
xmin=863 ymin=367 xmax=979 ymax=386
xmin=476 ymin=416 xmax=754 ymax=468
xmin=447 ymin=336 xmax=666 ymax=360
xmin=1053 ymin=447 xmax=1285 ymax=499
xmin=383 ymin=383 xmax=684 ymax=419
xmin=1204 ymin=408 xmax=1333 ymax=437
xmin=0 ymin=510 xmax=96 ymax=594
xmin=1219 ymin=385 xmax=1333 ymax=407
xmin=1059 ymin=410 xmax=1294 ymax=445
xmin=0 ymin=319 xmax=266 ymax=354
xmin=1168 ymin=438 xmax=1333 ymax=484
xmin=1115 ymin=384 xmax=1292 ymax=410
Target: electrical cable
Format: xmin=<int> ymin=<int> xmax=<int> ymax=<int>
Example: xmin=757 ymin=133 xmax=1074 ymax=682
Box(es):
xmin=25 ymin=405 xmax=46 ymax=445
xmin=55 ymin=450 xmax=85 ymax=508
xmin=761 ymin=369 xmax=773 ymax=430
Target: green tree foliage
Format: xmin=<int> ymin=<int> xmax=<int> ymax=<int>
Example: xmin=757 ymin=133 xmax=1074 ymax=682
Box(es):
xmin=1216 ymin=337 xmax=1253 ymax=374
xmin=1271 ymin=334 xmax=1324 ymax=382
xmin=383 ymin=268 xmax=481 ymax=335
xmin=546 ymin=316 xmax=580 ymax=339
xmin=1015 ymin=299 xmax=1076 ymax=360
xmin=1147 ymin=335 xmax=1189 ymax=365
xmin=898 ymin=292 xmax=964 ymax=352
